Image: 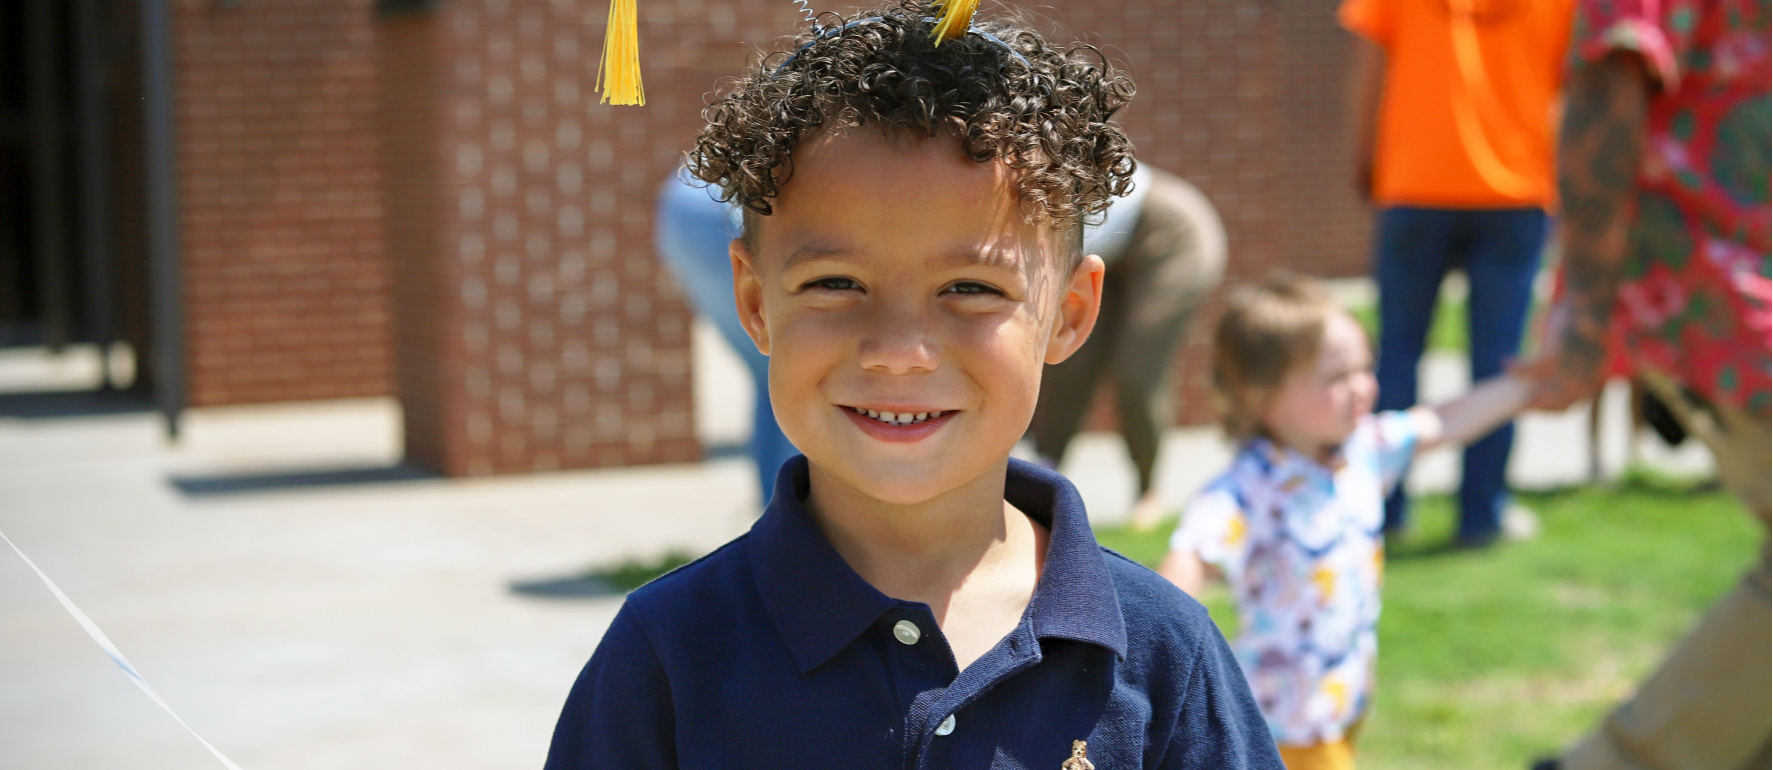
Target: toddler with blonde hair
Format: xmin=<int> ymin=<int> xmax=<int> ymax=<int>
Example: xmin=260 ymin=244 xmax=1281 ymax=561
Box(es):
xmin=1160 ymin=273 xmax=1529 ymax=769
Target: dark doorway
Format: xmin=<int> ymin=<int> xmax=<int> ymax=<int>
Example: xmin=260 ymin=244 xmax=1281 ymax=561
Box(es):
xmin=0 ymin=0 xmax=145 ymax=395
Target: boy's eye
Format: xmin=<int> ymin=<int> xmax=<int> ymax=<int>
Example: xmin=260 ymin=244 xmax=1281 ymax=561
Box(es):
xmin=803 ymin=277 xmax=862 ymax=292
xmin=943 ymin=281 xmax=1006 ymax=297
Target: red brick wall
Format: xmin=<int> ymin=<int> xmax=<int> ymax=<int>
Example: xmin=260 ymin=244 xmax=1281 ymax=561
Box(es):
xmin=175 ymin=0 xmax=390 ymax=406
xmin=379 ymin=13 xmax=452 ymax=470
xmin=378 ymin=0 xmax=783 ymax=475
xmin=1280 ymin=0 xmax=1373 ymax=281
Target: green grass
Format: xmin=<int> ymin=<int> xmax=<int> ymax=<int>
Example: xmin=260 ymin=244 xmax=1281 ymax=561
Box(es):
xmin=1097 ymin=473 xmax=1758 ymax=770
xmin=583 ymin=550 xmax=698 ymax=592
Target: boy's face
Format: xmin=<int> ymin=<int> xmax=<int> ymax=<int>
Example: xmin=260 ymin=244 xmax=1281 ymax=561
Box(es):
xmin=731 ymin=130 xmax=1104 ymax=506
xmin=1261 ymin=310 xmax=1378 ymax=453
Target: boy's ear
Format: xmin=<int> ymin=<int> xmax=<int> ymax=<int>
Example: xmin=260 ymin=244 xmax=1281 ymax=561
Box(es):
xmin=1045 ymin=253 xmax=1105 ymax=365
xmin=731 ymin=238 xmax=770 ymax=355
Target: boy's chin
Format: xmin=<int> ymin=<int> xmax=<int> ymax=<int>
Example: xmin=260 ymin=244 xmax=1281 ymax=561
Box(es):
xmin=808 ymin=452 xmax=1000 ymax=508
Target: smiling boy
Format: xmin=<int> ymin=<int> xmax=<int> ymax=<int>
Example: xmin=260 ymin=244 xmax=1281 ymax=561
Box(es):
xmin=543 ymin=4 xmax=1283 ymax=768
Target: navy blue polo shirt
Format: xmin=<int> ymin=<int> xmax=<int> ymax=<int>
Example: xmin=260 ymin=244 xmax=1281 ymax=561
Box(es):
xmin=545 ymin=457 xmax=1283 ymax=770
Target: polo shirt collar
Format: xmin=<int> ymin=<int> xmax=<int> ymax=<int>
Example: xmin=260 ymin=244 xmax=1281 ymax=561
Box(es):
xmin=1008 ymin=458 xmax=1128 ymax=659
xmin=748 ymin=456 xmax=1127 ymax=675
xmin=748 ymin=457 xmax=898 ymax=674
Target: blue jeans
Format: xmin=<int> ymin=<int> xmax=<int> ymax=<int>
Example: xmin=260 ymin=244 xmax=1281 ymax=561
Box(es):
xmin=655 ymin=173 xmax=798 ymax=504
xmin=1374 ymin=206 xmax=1546 ymax=541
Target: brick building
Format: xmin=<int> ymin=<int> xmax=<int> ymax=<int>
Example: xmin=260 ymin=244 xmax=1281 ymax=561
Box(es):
xmin=4 ymin=0 xmax=1372 ymax=476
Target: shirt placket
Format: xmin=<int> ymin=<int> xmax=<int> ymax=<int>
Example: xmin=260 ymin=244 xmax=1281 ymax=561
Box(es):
xmin=903 ymin=622 xmax=1043 ymax=770
xmin=874 ymin=603 xmax=958 ymax=769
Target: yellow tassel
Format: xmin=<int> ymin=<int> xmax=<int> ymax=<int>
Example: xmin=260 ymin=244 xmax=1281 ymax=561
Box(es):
xmin=929 ymin=0 xmax=979 ymax=44
xmin=596 ymin=0 xmax=645 ymax=106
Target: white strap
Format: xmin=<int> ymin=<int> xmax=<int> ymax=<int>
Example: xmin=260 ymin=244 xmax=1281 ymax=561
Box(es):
xmin=1 ymin=528 xmax=245 ymax=770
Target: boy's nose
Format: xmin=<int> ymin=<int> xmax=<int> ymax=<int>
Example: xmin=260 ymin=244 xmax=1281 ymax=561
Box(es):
xmin=856 ymin=306 xmax=940 ymax=375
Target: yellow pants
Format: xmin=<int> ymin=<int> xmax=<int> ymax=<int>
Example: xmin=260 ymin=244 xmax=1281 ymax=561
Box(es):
xmin=1278 ymin=737 xmax=1356 ymax=770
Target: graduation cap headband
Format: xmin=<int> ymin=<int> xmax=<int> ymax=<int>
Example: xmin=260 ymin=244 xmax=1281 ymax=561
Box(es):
xmin=597 ymin=0 xmax=1009 ymax=106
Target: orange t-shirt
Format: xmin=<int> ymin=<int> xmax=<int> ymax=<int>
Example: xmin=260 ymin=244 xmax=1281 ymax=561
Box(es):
xmin=1339 ymin=0 xmax=1576 ymax=208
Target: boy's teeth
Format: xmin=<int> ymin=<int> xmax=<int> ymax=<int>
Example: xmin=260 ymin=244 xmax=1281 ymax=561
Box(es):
xmin=851 ymin=407 xmax=949 ymax=425
xmin=851 ymin=409 xmax=950 ymax=427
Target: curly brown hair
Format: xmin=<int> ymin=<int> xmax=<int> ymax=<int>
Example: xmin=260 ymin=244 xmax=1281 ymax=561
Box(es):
xmin=684 ymin=1 xmax=1137 ymax=245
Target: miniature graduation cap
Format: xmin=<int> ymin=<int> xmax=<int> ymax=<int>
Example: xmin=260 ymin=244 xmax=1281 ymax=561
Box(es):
xmin=596 ymin=0 xmax=985 ymax=106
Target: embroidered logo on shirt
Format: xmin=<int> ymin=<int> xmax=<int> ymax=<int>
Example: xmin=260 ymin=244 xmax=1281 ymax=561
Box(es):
xmin=1060 ymin=740 xmax=1095 ymax=770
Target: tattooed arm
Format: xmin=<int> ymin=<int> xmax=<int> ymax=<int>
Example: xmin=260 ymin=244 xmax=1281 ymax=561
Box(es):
xmin=1521 ymin=52 xmax=1653 ymax=410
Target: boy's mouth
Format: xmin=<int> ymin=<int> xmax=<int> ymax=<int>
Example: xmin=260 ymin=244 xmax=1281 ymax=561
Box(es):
xmin=845 ymin=406 xmax=952 ymax=426
xmin=839 ymin=405 xmax=959 ymax=443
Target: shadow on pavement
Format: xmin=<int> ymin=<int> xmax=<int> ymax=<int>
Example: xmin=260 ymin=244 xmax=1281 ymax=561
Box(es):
xmin=510 ymin=551 xmax=699 ymax=600
xmin=169 ymin=463 xmax=436 ymax=497
xmin=508 ymin=575 xmax=630 ymax=599
xmin=0 ymin=389 xmax=151 ymax=420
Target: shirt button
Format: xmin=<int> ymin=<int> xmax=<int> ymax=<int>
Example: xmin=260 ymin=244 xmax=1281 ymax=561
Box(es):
xmin=935 ymin=714 xmax=956 ymax=736
xmin=892 ymin=619 xmax=921 ymax=645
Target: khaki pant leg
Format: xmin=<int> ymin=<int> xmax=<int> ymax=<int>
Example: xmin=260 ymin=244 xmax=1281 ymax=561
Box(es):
xmin=1029 ymin=258 xmax=1123 ymax=464
xmin=1637 ymin=371 xmax=1771 ymax=523
xmin=1102 ymin=170 xmax=1226 ymax=493
xmin=1564 ymin=372 xmax=1772 ymax=770
xmin=1735 ymin=739 xmax=1770 ymax=770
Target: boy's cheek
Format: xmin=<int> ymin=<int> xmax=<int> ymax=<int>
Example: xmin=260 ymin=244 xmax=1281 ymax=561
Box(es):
xmin=771 ymin=311 xmax=861 ymax=358
xmin=942 ymin=304 xmax=1044 ymax=350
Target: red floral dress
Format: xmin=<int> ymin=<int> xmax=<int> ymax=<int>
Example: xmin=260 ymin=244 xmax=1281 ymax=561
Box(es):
xmin=1570 ymin=0 xmax=1771 ymax=417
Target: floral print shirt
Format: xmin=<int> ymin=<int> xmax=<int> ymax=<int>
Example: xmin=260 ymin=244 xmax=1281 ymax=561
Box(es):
xmin=1571 ymin=0 xmax=1771 ymax=416
xmin=1169 ymin=412 xmax=1420 ymax=747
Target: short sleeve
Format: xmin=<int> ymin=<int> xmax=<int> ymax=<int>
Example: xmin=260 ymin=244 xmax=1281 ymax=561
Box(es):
xmin=1171 ymin=485 xmax=1251 ymax=582
xmin=544 ymin=604 xmax=678 ymax=770
xmin=1159 ymin=620 xmax=1288 ymax=770
xmin=1373 ymin=410 xmax=1421 ymax=494
xmin=1567 ymin=0 xmax=1695 ymax=91
xmin=1337 ymin=0 xmax=1396 ymax=47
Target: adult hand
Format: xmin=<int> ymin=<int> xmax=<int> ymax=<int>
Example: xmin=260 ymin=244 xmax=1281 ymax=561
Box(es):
xmin=1511 ymin=302 xmax=1607 ymax=411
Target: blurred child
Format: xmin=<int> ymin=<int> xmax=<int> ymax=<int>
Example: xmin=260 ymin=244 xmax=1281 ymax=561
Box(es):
xmin=1159 ymin=274 xmax=1531 ymax=770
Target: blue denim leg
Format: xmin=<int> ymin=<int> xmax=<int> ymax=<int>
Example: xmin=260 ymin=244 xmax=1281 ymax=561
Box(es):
xmin=1374 ymin=207 xmax=1458 ymax=533
xmin=1457 ymin=208 xmax=1547 ymax=540
xmin=655 ymin=173 xmax=797 ymax=504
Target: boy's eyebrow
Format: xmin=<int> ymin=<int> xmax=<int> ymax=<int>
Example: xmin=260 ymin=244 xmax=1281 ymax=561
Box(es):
xmin=782 ymin=244 xmax=1028 ymax=274
xmin=927 ymin=248 xmax=1026 ymax=273
xmin=781 ymin=244 xmax=858 ymax=272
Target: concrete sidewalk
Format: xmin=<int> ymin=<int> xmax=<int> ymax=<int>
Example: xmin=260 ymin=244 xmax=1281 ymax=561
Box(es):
xmin=0 ymin=342 xmax=1708 ymax=770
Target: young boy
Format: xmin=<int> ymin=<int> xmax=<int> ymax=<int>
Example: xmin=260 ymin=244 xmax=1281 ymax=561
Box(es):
xmin=545 ymin=4 xmax=1284 ymax=768
xmin=1158 ymin=275 xmax=1530 ymax=769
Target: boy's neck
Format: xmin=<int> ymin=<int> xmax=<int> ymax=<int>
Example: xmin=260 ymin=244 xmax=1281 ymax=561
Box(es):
xmin=803 ymin=457 xmax=1048 ymax=653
